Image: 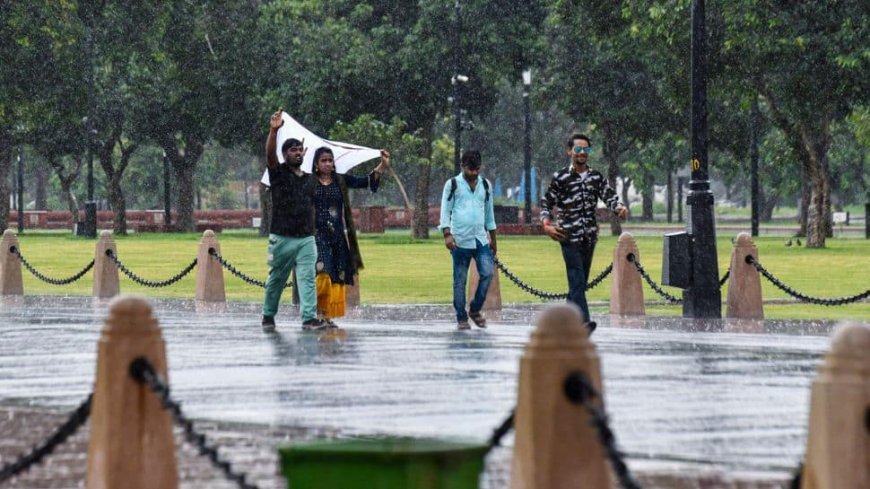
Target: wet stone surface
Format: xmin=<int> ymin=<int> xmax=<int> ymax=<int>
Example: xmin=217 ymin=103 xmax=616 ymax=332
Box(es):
xmin=0 ymin=296 xmax=829 ymax=487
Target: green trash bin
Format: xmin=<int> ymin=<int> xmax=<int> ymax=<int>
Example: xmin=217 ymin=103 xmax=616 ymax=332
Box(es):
xmin=279 ymin=437 xmax=487 ymax=489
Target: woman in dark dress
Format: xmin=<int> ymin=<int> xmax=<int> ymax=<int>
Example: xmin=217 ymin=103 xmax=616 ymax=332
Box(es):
xmin=312 ymin=146 xmax=390 ymax=327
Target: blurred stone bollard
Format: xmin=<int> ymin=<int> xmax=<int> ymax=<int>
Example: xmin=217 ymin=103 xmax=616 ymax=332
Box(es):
xmin=468 ymin=257 xmax=502 ymax=311
xmin=510 ymin=303 xmax=611 ymax=489
xmin=800 ymin=322 xmax=869 ymax=489
xmin=726 ymin=232 xmax=763 ymax=319
xmin=195 ymin=230 xmax=225 ymax=302
xmin=609 ymin=232 xmax=644 ymax=315
xmin=92 ymin=231 xmax=119 ymax=298
xmin=86 ymin=296 xmax=178 ymax=489
xmin=0 ymin=230 xmax=23 ymax=295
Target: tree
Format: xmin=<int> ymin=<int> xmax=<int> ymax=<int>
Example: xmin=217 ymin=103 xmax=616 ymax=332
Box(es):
xmin=132 ymin=0 xmax=262 ymax=231
xmin=260 ymin=0 xmax=549 ymax=237
xmin=612 ymin=1 xmax=868 ymax=247
xmin=543 ymin=4 xmax=678 ymax=233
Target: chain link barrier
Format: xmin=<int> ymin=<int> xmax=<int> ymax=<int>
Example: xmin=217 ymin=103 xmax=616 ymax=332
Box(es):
xmin=719 ymin=268 xmax=730 ymax=287
xmin=208 ymin=248 xmax=291 ymax=289
xmin=0 ymin=394 xmax=92 ymax=483
xmin=563 ymin=372 xmax=643 ymax=489
xmin=494 ymin=256 xmax=612 ymax=301
xmin=129 ymin=357 xmax=261 ymax=489
xmin=746 ymin=256 xmax=870 ymax=306
xmin=10 ymin=246 xmax=95 ymax=285
xmin=484 ymin=410 xmax=514 ymax=457
xmin=625 ymin=254 xmax=682 ymax=304
xmin=105 ymin=250 xmax=197 ymax=288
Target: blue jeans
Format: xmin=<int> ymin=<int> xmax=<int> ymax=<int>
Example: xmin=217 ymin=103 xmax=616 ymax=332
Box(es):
xmin=560 ymin=241 xmax=596 ymax=323
xmin=450 ymin=241 xmax=494 ymax=322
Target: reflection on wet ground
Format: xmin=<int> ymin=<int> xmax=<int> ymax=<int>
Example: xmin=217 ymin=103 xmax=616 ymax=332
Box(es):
xmin=0 ymin=296 xmax=835 ymax=473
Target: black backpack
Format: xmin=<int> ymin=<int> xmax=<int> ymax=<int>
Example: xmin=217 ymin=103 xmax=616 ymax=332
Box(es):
xmin=447 ymin=177 xmax=490 ymax=203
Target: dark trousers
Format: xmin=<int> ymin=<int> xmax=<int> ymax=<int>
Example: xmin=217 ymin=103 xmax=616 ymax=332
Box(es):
xmin=560 ymin=241 xmax=596 ymax=322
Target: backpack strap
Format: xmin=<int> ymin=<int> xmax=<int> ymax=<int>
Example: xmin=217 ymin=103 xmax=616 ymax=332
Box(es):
xmin=448 ymin=177 xmax=490 ymax=202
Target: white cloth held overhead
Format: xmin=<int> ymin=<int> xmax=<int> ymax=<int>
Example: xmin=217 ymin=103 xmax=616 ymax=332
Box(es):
xmin=261 ymin=112 xmax=381 ymax=186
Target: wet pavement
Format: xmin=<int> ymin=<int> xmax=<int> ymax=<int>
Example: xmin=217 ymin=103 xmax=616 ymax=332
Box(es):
xmin=0 ymin=296 xmax=834 ymax=487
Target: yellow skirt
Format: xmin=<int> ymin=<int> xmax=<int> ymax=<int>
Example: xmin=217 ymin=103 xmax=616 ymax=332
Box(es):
xmin=316 ymin=272 xmax=346 ymax=319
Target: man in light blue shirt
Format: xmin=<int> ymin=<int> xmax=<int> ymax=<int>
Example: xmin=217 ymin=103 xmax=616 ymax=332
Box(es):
xmin=438 ymin=150 xmax=498 ymax=330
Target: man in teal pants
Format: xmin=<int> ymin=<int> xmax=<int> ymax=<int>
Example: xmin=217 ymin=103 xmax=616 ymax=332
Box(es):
xmin=262 ymin=109 xmax=327 ymax=332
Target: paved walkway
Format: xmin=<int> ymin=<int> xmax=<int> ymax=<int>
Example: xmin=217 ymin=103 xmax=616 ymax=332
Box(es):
xmin=0 ymin=297 xmax=823 ymax=488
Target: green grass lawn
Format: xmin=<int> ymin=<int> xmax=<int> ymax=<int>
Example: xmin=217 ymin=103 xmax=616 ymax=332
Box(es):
xmin=9 ymin=229 xmax=869 ymax=321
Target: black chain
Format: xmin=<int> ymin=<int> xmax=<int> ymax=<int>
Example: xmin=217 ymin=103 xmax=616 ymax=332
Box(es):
xmin=105 ymin=250 xmax=197 ymax=288
xmin=0 ymin=394 xmax=92 ymax=483
xmin=129 ymin=358 xmax=261 ymax=489
xmin=563 ymin=372 xmax=643 ymax=489
xmin=208 ymin=249 xmax=291 ymax=289
xmin=10 ymin=246 xmax=95 ymax=285
xmin=494 ymin=256 xmax=612 ymax=300
xmin=484 ymin=410 xmax=514 ymax=457
xmin=746 ymin=256 xmax=870 ymax=306
xmin=719 ymin=268 xmax=730 ymax=287
xmin=625 ymin=254 xmax=682 ymax=304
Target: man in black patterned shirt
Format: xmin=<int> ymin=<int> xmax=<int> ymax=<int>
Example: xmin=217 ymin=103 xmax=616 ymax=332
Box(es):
xmin=540 ymin=134 xmax=628 ymax=329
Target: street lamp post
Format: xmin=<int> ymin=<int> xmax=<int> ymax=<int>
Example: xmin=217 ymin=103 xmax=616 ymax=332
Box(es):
xmin=522 ymin=68 xmax=532 ymax=224
xmin=750 ymin=100 xmax=760 ymax=237
xmin=83 ymin=26 xmax=97 ymax=238
xmin=163 ymin=151 xmax=172 ymax=230
xmin=683 ymin=0 xmax=720 ymax=318
xmin=452 ymin=0 xmax=463 ymax=174
xmin=17 ymin=147 xmax=24 ymax=233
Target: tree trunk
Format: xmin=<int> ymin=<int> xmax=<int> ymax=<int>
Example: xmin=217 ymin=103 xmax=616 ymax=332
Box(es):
xmin=799 ymin=128 xmax=833 ymax=248
xmin=602 ymin=125 xmax=622 ymax=235
xmin=412 ymin=162 xmax=431 ymax=238
xmin=48 ymin=155 xmax=82 ymax=230
xmin=641 ymin=170 xmax=655 ymax=221
xmin=0 ymin=133 xmax=11 ymax=231
xmin=35 ymin=163 xmax=49 ymax=210
xmin=665 ymin=172 xmax=673 ymax=223
xmin=411 ymin=124 xmax=434 ymax=239
xmin=620 ymin=176 xmax=631 ymax=215
xmin=163 ymin=137 xmax=203 ymax=232
xmin=798 ymin=167 xmax=809 ymax=236
xmin=760 ymin=188 xmax=778 ymax=222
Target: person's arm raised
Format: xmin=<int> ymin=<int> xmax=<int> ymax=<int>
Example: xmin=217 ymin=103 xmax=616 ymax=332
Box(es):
xmin=265 ymin=108 xmax=283 ymax=170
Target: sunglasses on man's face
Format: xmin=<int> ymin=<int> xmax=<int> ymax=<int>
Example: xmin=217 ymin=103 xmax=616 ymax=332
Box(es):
xmin=572 ymin=146 xmax=593 ymax=154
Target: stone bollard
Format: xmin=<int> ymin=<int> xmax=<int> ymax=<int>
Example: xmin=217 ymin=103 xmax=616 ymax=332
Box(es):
xmin=0 ymin=229 xmax=23 ymax=295
xmin=800 ymin=322 xmax=869 ymax=489
xmin=726 ymin=232 xmax=763 ymax=319
xmin=92 ymin=231 xmax=120 ymax=299
xmin=510 ymin=303 xmax=611 ymax=489
xmin=195 ymin=230 xmax=226 ymax=302
xmin=468 ymin=257 xmax=502 ymax=311
xmin=609 ymin=232 xmax=644 ymax=315
xmin=86 ymin=296 xmax=178 ymax=489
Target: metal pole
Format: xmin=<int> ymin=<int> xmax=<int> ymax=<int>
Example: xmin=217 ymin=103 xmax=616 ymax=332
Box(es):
xmin=163 ymin=151 xmax=172 ymax=229
xmin=750 ymin=99 xmax=760 ymax=237
xmin=677 ymin=177 xmax=684 ymax=222
xmin=522 ymin=71 xmax=532 ymax=224
xmin=84 ymin=25 xmax=97 ymax=238
xmin=683 ymin=0 xmax=721 ymax=318
xmin=17 ymin=148 xmax=24 ymax=233
xmin=452 ymin=0 xmax=462 ymax=174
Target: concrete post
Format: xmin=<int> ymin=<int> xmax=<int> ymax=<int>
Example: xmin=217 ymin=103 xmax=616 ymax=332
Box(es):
xmin=468 ymin=257 xmax=502 ymax=311
xmin=510 ymin=303 xmax=611 ymax=489
xmin=195 ymin=230 xmax=225 ymax=302
xmin=92 ymin=231 xmax=119 ymax=298
xmin=800 ymin=322 xmax=869 ymax=489
xmin=0 ymin=230 xmax=23 ymax=295
xmin=86 ymin=296 xmax=178 ymax=489
xmin=609 ymin=232 xmax=644 ymax=315
xmin=346 ymin=273 xmax=360 ymax=308
xmin=726 ymin=232 xmax=763 ymax=319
